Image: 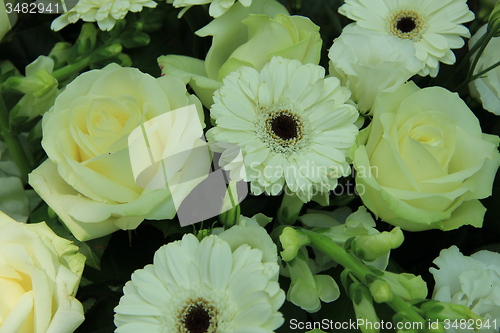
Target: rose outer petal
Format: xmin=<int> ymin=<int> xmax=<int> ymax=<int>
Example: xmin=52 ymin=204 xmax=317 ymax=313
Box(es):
xmin=29 ymin=160 xmax=153 ymax=241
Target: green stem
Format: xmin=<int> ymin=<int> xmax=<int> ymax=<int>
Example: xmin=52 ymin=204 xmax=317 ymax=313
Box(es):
xmin=52 ymin=56 xmax=91 ymax=83
xmin=468 ymin=28 xmax=496 ymax=79
xmin=452 ymin=79 xmax=470 ymax=93
xmin=219 ymin=178 xmax=241 ymax=229
xmin=443 ymin=32 xmax=489 ymax=88
xmin=277 ymin=190 xmax=304 ymax=225
xmin=454 ymin=58 xmax=500 ymax=92
xmin=302 ymin=229 xmax=426 ymax=325
xmin=0 ymin=95 xmax=31 ymax=183
xmin=302 ymin=229 xmax=373 ymax=284
xmin=474 ymin=58 xmax=500 ymax=78
xmin=386 ymin=294 xmax=426 ymax=325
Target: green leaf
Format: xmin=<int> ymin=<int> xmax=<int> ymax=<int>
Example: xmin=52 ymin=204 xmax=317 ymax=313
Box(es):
xmin=82 ymin=298 xmax=96 ymax=313
xmin=312 ymin=227 xmax=331 ymax=234
xmin=344 ymin=236 xmax=355 ymax=250
xmin=340 ymin=269 xmax=357 ymax=297
xmin=109 ymin=19 xmax=127 ymax=38
xmin=307 ymin=265 xmax=360 ymax=332
xmin=366 ymin=266 xmax=385 ymax=276
xmin=351 ymin=283 xmax=364 ymax=305
xmin=67 ymin=45 xmax=81 ymax=65
xmin=9 ymin=114 xmax=29 ymax=128
xmin=143 ymin=219 xmax=191 ymax=238
xmin=120 ymin=21 xmax=144 ymax=38
xmin=77 ymin=235 xmax=112 ymax=270
xmin=29 ymin=203 xmax=70 ymax=236
xmin=0 ymin=69 xmax=18 ymax=83
xmin=79 ymin=276 xmax=93 ymax=287
xmin=276 ymin=275 xmax=309 ymax=333
xmin=364 ymin=273 xmax=378 ymax=285
xmin=120 ymin=33 xmax=151 ymax=49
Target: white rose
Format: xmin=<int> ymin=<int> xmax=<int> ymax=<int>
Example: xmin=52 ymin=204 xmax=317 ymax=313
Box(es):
xmin=353 ymin=82 xmax=500 ymax=231
xmin=0 ymin=211 xmax=86 ymax=332
xmin=29 ymin=64 xmax=205 ymax=241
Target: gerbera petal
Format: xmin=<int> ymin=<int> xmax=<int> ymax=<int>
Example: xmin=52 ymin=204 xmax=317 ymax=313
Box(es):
xmin=115 ymin=322 xmax=161 ymax=333
xmin=132 ymin=267 xmax=172 ymax=307
xmin=210 ymin=240 xmax=233 ymax=291
xmin=233 ymin=301 xmax=272 ymax=326
xmin=206 ymin=56 xmax=358 ymax=202
xmin=220 ymin=92 xmax=257 ymax=121
xmin=338 ymin=0 xmax=474 ymax=77
xmin=115 ymin=233 xmax=284 ymax=332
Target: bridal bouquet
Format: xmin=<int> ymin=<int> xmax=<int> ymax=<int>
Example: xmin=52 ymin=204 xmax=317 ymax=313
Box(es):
xmin=1 ymin=0 xmax=500 ymax=332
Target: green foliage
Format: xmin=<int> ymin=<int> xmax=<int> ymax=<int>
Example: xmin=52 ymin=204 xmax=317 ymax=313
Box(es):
xmin=143 ymin=218 xmax=192 ymax=238
xmin=2 ymin=1 xmax=500 ymax=332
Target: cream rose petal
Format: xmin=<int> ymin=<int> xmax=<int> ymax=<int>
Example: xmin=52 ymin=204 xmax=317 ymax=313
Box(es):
xmin=0 ymin=212 xmax=85 ymax=333
xmin=354 ymin=81 xmax=500 ymax=231
xmin=31 ymin=65 xmax=204 ymax=241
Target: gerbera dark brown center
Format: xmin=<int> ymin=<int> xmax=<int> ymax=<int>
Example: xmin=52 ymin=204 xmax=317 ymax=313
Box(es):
xmin=178 ymin=298 xmax=218 ymax=333
xmin=389 ymin=9 xmax=424 ymax=40
xmin=256 ymin=104 xmax=310 ymax=156
xmin=396 ymin=17 xmax=416 ymax=33
xmin=184 ymin=305 xmax=210 ymax=333
xmin=265 ymin=109 xmax=304 ymax=149
xmin=270 ymin=114 xmax=298 ymax=140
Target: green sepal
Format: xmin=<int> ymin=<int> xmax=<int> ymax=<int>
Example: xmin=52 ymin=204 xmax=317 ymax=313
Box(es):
xmin=120 ymin=33 xmax=151 ymax=49
xmin=89 ymin=44 xmax=122 ymax=64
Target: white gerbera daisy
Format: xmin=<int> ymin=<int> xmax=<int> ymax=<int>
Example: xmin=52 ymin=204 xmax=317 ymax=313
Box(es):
xmin=114 ymin=234 xmax=285 ymax=333
xmin=206 ymin=56 xmax=359 ymax=202
xmin=329 ymin=24 xmax=423 ymax=115
xmin=166 ymin=0 xmax=251 ymax=18
xmin=338 ymin=0 xmax=475 ymax=77
xmin=51 ymin=0 xmax=157 ymax=31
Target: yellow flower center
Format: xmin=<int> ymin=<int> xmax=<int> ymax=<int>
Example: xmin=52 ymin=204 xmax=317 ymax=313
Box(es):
xmin=410 ymin=125 xmax=445 ymax=147
xmin=389 ymin=9 xmax=425 ymax=40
